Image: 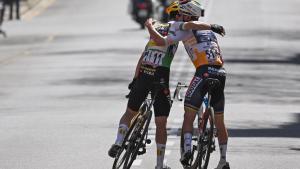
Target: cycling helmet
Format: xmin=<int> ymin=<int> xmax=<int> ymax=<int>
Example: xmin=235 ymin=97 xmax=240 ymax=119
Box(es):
xmin=178 ymin=0 xmax=204 ymax=17
xmin=165 ymin=1 xmax=179 ymax=15
xmin=155 ymin=23 xmax=169 ymax=36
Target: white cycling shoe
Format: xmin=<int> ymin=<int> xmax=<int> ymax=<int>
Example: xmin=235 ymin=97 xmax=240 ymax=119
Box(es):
xmin=215 ymin=159 xmax=230 ymax=169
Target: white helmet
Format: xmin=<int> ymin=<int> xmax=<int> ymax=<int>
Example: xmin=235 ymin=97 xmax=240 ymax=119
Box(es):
xmin=179 ymin=0 xmax=204 ymax=17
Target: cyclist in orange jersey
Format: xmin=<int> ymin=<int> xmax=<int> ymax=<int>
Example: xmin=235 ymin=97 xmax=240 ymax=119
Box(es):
xmin=145 ymin=0 xmax=229 ymax=168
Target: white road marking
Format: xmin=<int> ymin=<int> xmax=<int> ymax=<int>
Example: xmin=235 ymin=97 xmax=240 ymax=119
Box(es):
xmin=165 ymin=150 xmax=171 ymax=156
xmin=168 ymin=135 xmax=179 ymax=139
xmin=132 ymin=159 xmax=143 ymax=166
xmin=166 ymin=141 xmax=175 ymax=146
xmin=23 ymin=0 xmax=57 ymax=20
xmin=173 ymin=118 xmax=182 ymax=123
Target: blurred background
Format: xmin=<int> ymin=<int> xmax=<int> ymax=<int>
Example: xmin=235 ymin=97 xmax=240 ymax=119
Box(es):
xmin=0 ymin=0 xmax=299 ymax=168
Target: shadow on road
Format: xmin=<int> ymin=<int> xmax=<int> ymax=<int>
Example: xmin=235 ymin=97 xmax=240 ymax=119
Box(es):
xmin=225 ymin=53 xmax=300 ymax=65
xmin=162 ymin=113 xmax=300 ymax=138
xmin=228 ymin=113 xmax=300 ymax=138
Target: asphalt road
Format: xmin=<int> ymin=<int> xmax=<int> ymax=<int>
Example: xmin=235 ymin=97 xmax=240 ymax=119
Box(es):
xmin=0 ymin=0 xmax=299 ymax=169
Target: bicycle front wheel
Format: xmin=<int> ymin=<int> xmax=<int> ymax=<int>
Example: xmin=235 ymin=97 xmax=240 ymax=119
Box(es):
xmin=123 ymin=110 xmax=153 ymax=169
xmin=112 ymin=114 xmax=140 ymax=169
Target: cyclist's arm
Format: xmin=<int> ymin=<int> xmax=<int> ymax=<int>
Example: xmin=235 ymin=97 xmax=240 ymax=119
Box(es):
xmin=145 ymin=22 xmax=188 ymax=46
xmin=145 ymin=20 xmax=166 ymax=46
xmin=182 ymin=21 xmax=225 ymax=36
xmin=181 ymin=21 xmax=211 ymax=30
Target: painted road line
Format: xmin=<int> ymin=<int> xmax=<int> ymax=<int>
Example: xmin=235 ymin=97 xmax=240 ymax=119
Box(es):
xmin=132 ymin=159 xmax=143 ymax=166
xmin=166 ymin=141 xmax=175 ymax=146
xmin=165 ymin=150 xmax=171 ymax=156
xmin=168 ymin=135 xmax=179 ymax=139
xmin=173 ymin=118 xmax=182 ymax=123
xmin=23 ymin=0 xmax=57 ymax=20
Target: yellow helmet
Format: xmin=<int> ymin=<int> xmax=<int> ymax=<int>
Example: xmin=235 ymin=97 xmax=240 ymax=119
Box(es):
xmin=165 ymin=1 xmax=180 ymax=15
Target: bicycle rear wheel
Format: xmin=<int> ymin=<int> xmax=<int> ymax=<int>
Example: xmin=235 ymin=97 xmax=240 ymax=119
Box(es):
xmin=123 ymin=109 xmax=152 ymax=169
xmin=112 ymin=114 xmax=140 ymax=169
xmin=198 ymin=107 xmax=215 ymax=169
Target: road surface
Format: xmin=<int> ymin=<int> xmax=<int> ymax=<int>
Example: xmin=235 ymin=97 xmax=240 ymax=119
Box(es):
xmin=0 ymin=0 xmax=299 ymax=168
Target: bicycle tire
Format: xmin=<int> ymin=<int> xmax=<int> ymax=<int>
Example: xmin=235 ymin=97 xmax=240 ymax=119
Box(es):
xmin=112 ymin=113 xmax=140 ymax=169
xmin=198 ymin=107 xmax=215 ymax=169
xmin=124 ymin=109 xmax=153 ymax=169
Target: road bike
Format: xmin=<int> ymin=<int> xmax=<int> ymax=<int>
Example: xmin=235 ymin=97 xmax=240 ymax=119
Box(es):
xmin=112 ymin=81 xmax=167 ymax=169
xmin=174 ymin=78 xmax=220 ymax=169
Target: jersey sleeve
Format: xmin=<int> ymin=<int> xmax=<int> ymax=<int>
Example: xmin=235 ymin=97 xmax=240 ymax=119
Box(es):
xmin=166 ymin=21 xmax=189 ymax=45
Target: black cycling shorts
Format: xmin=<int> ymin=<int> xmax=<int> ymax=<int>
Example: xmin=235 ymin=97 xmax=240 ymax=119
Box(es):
xmin=127 ymin=66 xmax=172 ymax=117
xmin=184 ymin=65 xmax=226 ymax=113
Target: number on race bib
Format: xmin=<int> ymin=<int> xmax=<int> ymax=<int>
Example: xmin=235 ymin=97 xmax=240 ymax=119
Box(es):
xmin=206 ymin=47 xmax=220 ymax=62
xmin=143 ymin=50 xmax=165 ymax=66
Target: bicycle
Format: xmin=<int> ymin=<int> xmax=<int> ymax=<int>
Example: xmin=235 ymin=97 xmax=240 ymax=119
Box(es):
xmin=112 ymin=81 xmax=167 ymax=169
xmin=174 ymin=78 xmax=220 ymax=169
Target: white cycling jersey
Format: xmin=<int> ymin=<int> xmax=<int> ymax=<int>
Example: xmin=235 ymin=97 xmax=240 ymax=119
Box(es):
xmin=165 ymin=21 xmax=224 ymax=68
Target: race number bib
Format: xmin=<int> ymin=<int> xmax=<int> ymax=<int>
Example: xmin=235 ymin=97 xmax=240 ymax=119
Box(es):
xmin=143 ymin=49 xmax=165 ymax=66
xmin=205 ymin=46 xmax=221 ymax=64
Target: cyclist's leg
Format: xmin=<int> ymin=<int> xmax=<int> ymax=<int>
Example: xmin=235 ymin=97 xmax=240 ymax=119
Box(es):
xmin=115 ymin=77 xmax=150 ymax=143
xmin=214 ymin=112 xmax=229 ymax=169
xmin=211 ymin=75 xmax=229 ymax=168
xmin=108 ymin=77 xmax=150 ymax=158
xmin=116 ymin=78 xmax=149 ymax=145
xmin=183 ymin=75 xmax=206 ymax=153
xmin=179 ymin=75 xmax=206 ymax=165
xmin=153 ymin=87 xmax=171 ymax=168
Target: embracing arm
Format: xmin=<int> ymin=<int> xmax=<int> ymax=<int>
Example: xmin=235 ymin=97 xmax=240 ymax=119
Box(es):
xmin=182 ymin=21 xmax=226 ymax=36
xmin=144 ymin=18 xmax=167 ymax=46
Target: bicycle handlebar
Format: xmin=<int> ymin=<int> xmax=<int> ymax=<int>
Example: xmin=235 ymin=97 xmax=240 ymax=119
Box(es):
xmin=173 ymin=82 xmax=188 ymax=101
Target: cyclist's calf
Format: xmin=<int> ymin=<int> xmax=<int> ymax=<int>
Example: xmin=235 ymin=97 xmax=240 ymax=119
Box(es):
xmin=119 ymin=107 xmax=139 ymax=127
xmin=155 ymin=116 xmax=168 ymax=144
xmin=182 ymin=106 xmax=198 ymax=133
xmin=214 ymin=113 xmax=228 ymax=144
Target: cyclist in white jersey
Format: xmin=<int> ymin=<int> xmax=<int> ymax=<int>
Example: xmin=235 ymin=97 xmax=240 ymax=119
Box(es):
xmin=145 ymin=1 xmax=230 ymax=169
